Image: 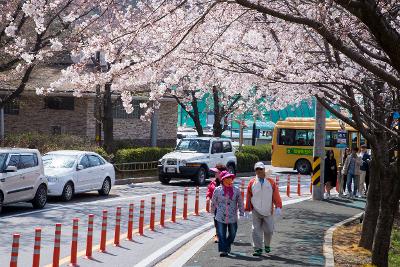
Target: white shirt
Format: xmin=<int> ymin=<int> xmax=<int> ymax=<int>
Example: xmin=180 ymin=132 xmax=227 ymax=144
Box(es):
xmin=251 ymin=176 xmax=273 ymax=216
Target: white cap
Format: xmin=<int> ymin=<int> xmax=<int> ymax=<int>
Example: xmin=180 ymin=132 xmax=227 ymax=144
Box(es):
xmin=254 ymin=162 xmax=265 ymax=170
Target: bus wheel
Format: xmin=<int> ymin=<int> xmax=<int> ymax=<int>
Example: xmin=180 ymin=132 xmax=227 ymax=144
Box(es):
xmin=295 ymin=159 xmax=311 ymax=175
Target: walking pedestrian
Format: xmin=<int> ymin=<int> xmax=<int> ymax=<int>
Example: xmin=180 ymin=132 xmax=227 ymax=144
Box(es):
xmin=343 ymin=147 xmax=362 ymax=199
xmin=324 ymin=150 xmax=337 ymax=199
xmin=211 ymin=170 xmax=244 ymax=257
xmin=358 ymin=144 xmax=371 ymax=196
xmin=207 ymin=164 xmax=227 ymax=243
xmin=341 ymin=147 xmax=350 ymax=194
xmin=245 ymin=162 xmax=282 ymax=256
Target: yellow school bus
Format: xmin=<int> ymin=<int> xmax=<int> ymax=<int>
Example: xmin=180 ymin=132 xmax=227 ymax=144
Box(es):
xmin=271 ymin=118 xmax=365 ymax=174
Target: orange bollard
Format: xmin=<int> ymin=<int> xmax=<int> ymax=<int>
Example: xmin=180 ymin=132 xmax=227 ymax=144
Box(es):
xmin=276 ymin=176 xmax=280 ymax=187
xmin=10 ymin=233 xmax=20 ymax=267
xmin=160 ymin=194 xmax=166 ymax=227
xmin=139 ymin=200 xmax=145 ymax=235
xmin=206 ymin=199 xmax=210 ymax=213
xmin=70 ymin=218 xmax=79 ymax=267
xmin=310 ymin=177 xmax=313 ymax=194
xmin=150 ymin=197 xmax=156 ymax=231
xmin=127 ymin=203 xmax=134 ymax=241
xmin=183 ymin=188 xmax=188 ymax=220
xmin=171 ymin=192 xmax=177 ymax=223
xmin=336 ymin=177 xmax=339 ymax=192
xmin=32 ymin=228 xmax=41 ymax=267
xmin=53 ymin=223 xmax=62 ymax=267
xmin=286 ymin=175 xmax=291 ymax=197
xmin=195 ymin=186 xmax=199 ymax=216
xmin=240 ymin=180 xmax=245 ymax=200
xmin=114 ymin=207 xmax=122 ymax=246
xmin=297 ymin=175 xmax=301 ymax=196
xmin=85 ymin=215 xmax=94 ymax=259
xmin=99 ymin=210 xmax=107 ymax=253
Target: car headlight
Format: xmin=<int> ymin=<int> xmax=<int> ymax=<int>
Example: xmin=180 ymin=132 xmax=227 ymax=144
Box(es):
xmin=47 ymin=176 xmax=60 ymax=183
xmin=180 ymin=160 xmax=187 ymax=166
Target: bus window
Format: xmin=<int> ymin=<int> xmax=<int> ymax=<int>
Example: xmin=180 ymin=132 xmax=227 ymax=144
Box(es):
xmin=278 ymin=129 xmax=295 ymax=145
xmin=307 ymin=130 xmax=314 ymax=146
xmin=295 ymin=130 xmax=308 ymax=146
xmin=325 ymin=131 xmax=338 ymax=147
xmin=349 ymin=132 xmax=358 ymax=149
xmin=360 ymin=134 xmax=367 ymax=147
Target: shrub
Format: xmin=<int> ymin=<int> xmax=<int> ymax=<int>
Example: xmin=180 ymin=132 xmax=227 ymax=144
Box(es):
xmin=114 ymin=147 xmax=173 ymax=163
xmin=235 ymin=152 xmax=260 ymax=173
xmin=240 ymin=144 xmax=272 ymax=161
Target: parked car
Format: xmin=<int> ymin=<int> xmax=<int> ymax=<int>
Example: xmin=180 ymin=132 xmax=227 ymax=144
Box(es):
xmin=0 ymin=148 xmax=48 ymax=214
xmin=43 ymin=150 xmax=115 ymax=201
xmin=158 ymin=137 xmax=237 ymax=185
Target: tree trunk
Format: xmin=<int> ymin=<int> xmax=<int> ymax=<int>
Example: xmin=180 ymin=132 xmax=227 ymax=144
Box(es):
xmin=190 ymin=92 xmax=204 ymax=137
xmin=103 ymin=83 xmax=114 ymax=153
xmin=359 ymin=158 xmax=380 ymax=249
xmin=212 ymin=86 xmax=223 ymax=137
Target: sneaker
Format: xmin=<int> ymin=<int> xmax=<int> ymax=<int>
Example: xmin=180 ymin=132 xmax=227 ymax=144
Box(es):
xmin=265 ymin=246 xmax=271 ymax=253
xmin=214 ymin=235 xmax=219 ymax=243
xmin=220 ymin=252 xmax=228 ymax=257
xmin=324 ymin=192 xmax=328 ymax=199
xmin=253 ymin=248 xmax=263 ymax=256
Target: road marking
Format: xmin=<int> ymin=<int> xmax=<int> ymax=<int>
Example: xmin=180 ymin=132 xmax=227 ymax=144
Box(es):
xmin=134 ymin=221 xmax=214 ymax=267
xmin=0 ymin=187 xmax=206 ymax=220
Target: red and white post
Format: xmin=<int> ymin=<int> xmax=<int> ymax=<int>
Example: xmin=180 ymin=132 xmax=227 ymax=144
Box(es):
xmin=139 ymin=200 xmax=145 ymax=235
xmin=99 ymin=210 xmax=107 ymax=253
xmin=171 ymin=192 xmax=177 ymax=223
xmin=32 ymin=228 xmax=41 ymax=267
xmin=85 ymin=214 xmax=94 ymax=259
xmin=183 ymin=188 xmax=188 ymax=220
xmin=150 ymin=197 xmax=156 ymax=231
xmin=276 ymin=176 xmax=280 ymax=187
xmin=53 ymin=223 xmax=62 ymax=267
xmin=195 ymin=186 xmax=199 ymax=216
xmin=114 ymin=207 xmax=122 ymax=246
xmin=160 ymin=194 xmax=166 ymax=227
xmin=206 ymin=198 xmax=210 ymax=213
xmin=70 ymin=218 xmax=79 ymax=267
xmin=10 ymin=233 xmax=20 ymax=267
xmin=286 ymin=175 xmax=291 ymax=197
xmin=297 ymin=175 xmax=301 ymax=196
xmin=127 ymin=203 xmax=134 ymax=241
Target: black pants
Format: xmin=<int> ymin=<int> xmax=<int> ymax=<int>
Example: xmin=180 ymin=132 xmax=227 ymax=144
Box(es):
xmin=342 ymin=174 xmax=347 ymax=192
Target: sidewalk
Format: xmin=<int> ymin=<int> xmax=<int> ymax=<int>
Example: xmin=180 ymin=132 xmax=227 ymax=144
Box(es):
xmin=185 ymin=197 xmax=365 ymax=267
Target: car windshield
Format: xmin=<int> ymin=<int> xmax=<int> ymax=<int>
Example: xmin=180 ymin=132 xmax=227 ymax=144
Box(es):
xmin=176 ymin=139 xmax=210 ymax=153
xmin=0 ymin=153 xmax=8 ymax=170
xmin=43 ymin=154 xmax=77 ymax=169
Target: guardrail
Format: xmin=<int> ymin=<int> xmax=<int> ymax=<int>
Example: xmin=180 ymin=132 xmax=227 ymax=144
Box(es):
xmin=113 ymin=161 xmax=158 ymax=172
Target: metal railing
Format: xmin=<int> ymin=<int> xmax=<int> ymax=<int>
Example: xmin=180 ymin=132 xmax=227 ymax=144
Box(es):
xmin=114 ymin=161 xmax=158 ymax=172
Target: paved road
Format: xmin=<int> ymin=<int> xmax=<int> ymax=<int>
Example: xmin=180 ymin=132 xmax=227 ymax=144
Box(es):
xmin=0 ymin=167 xmax=312 ymax=266
xmin=185 ymin=198 xmax=365 ymax=267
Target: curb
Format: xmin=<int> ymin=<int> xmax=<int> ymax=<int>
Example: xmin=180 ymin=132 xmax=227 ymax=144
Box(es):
xmin=323 ymin=212 xmax=364 ymax=267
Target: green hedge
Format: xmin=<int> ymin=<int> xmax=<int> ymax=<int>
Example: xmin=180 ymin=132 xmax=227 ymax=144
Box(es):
xmin=236 ymin=152 xmax=260 ymax=173
xmin=114 ymin=147 xmax=173 ymax=163
xmin=240 ymin=144 xmax=272 ymax=161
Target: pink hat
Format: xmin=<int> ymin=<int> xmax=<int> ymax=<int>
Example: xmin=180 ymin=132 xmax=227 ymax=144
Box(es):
xmin=219 ymin=170 xmax=235 ymax=181
xmin=210 ymin=167 xmax=220 ymax=173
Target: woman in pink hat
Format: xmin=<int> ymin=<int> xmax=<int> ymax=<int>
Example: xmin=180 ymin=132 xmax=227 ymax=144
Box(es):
xmin=207 ymin=164 xmax=227 ymax=242
xmin=211 ymin=170 xmax=244 ymax=257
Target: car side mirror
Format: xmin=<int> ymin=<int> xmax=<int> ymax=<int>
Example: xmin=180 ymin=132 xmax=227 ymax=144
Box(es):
xmin=77 ymin=165 xmax=84 ymax=171
xmin=5 ymin=166 xmax=17 ymax=172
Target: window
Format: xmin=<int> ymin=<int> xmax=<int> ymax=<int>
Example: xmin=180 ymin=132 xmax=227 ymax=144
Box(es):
xmin=44 ymin=96 xmax=74 ymax=110
xmin=278 ymin=129 xmax=296 ymax=145
xmin=79 ymin=156 xmax=90 ymax=169
xmin=7 ymin=154 xmax=20 ymax=168
xmin=19 ymin=154 xmax=38 ymax=169
xmin=307 ymin=131 xmax=314 ymax=146
xmin=222 ymin=141 xmax=232 ymax=153
xmin=113 ymin=100 xmax=143 ymax=119
xmin=295 ymin=130 xmax=308 ymax=146
xmin=4 ymin=99 xmax=20 ymax=115
xmin=88 ymin=155 xmax=103 ymax=167
xmin=325 ymin=131 xmax=338 ymax=147
xmin=176 ymin=139 xmax=210 ymax=153
xmin=211 ymin=142 xmax=223 ymax=154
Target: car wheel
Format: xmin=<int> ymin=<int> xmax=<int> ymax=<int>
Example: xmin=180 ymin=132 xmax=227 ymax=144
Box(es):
xmin=32 ymin=184 xmax=47 ymax=209
xmin=98 ymin=178 xmax=111 ymax=196
xmin=61 ymin=182 xmax=74 ymax=201
xmin=159 ymin=175 xmax=171 ymax=185
xmin=0 ymin=191 xmax=3 ymax=214
xmin=296 ymin=159 xmax=312 ymax=175
xmin=227 ymin=164 xmax=236 ymax=175
xmin=195 ymin=167 xmax=207 ymax=186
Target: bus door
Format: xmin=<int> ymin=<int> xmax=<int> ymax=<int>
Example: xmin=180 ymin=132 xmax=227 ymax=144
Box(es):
xmin=348 ymin=131 xmax=359 ymax=149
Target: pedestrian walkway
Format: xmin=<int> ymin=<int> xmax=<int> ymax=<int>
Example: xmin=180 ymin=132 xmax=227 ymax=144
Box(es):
xmin=185 ymin=197 xmax=366 ymax=267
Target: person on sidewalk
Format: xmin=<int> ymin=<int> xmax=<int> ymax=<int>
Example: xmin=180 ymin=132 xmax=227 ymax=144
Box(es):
xmin=343 ymin=147 xmax=362 ymax=199
xmin=211 ymin=171 xmax=244 ymax=257
xmin=207 ymin=164 xmax=227 ymax=243
xmin=358 ymin=144 xmax=371 ymax=197
xmin=324 ymin=150 xmax=337 ymax=199
xmin=245 ymin=162 xmax=282 ymax=256
xmin=341 ymin=147 xmax=350 ymax=194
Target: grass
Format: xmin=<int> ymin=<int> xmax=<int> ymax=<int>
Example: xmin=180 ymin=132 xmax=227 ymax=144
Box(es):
xmin=389 ymin=227 xmax=400 ymax=267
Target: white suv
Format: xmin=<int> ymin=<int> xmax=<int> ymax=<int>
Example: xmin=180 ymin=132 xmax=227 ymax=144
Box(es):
xmin=158 ymin=137 xmax=237 ymax=185
xmin=0 ymin=148 xmax=48 ymax=214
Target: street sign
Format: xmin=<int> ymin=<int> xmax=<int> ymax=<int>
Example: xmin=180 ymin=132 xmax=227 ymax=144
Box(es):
xmin=336 ymin=130 xmax=347 ymax=149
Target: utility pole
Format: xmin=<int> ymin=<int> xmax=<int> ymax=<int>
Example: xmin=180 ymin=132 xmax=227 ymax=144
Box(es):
xmin=94 ymin=51 xmax=102 ymax=147
xmin=252 ymin=119 xmax=256 ymax=146
xmin=312 ymin=99 xmax=326 ymax=200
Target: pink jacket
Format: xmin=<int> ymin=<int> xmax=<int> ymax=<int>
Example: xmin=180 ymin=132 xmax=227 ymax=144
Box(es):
xmin=206 ymin=180 xmax=217 ymax=199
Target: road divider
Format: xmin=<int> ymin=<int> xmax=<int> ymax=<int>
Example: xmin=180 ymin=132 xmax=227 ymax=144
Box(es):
xmin=70 ymin=218 xmax=79 ymax=267
xmin=100 ymin=210 xmax=108 ymax=253
xmin=53 ymin=223 xmax=62 ymax=267
xmin=195 ymin=187 xmax=199 ymax=216
xmin=85 ymin=215 xmax=94 ymax=259
xmin=127 ymin=203 xmax=134 ymax=241
xmin=150 ymin=197 xmax=156 ymax=231
xmin=114 ymin=207 xmax=122 ymax=246
xmin=139 ymin=199 xmax=145 ymax=235
xmin=172 ymin=192 xmax=177 ymax=222
xmin=10 ymin=233 xmax=20 ymax=267
xmin=32 ymin=228 xmax=41 ymax=267
xmin=183 ymin=188 xmax=188 ymax=220
xmin=160 ymin=194 xmax=166 ymax=227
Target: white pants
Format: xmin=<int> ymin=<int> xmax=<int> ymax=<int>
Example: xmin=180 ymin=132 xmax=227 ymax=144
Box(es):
xmin=359 ymin=170 xmax=366 ymax=194
xmin=252 ymin=209 xmax=274 ymax=249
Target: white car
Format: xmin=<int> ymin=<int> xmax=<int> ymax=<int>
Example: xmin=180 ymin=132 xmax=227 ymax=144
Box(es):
xmin=158 ymin=137 xmax=237 ymax=185
xmin=0 ymin=148 xmax=48 ymax=213
xmin=43 ymin=150 xmax=115 ymax=201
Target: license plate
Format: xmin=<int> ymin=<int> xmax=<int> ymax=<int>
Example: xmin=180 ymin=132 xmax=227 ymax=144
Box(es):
xmin=167 ymin=167 xmax=175 ymax=173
